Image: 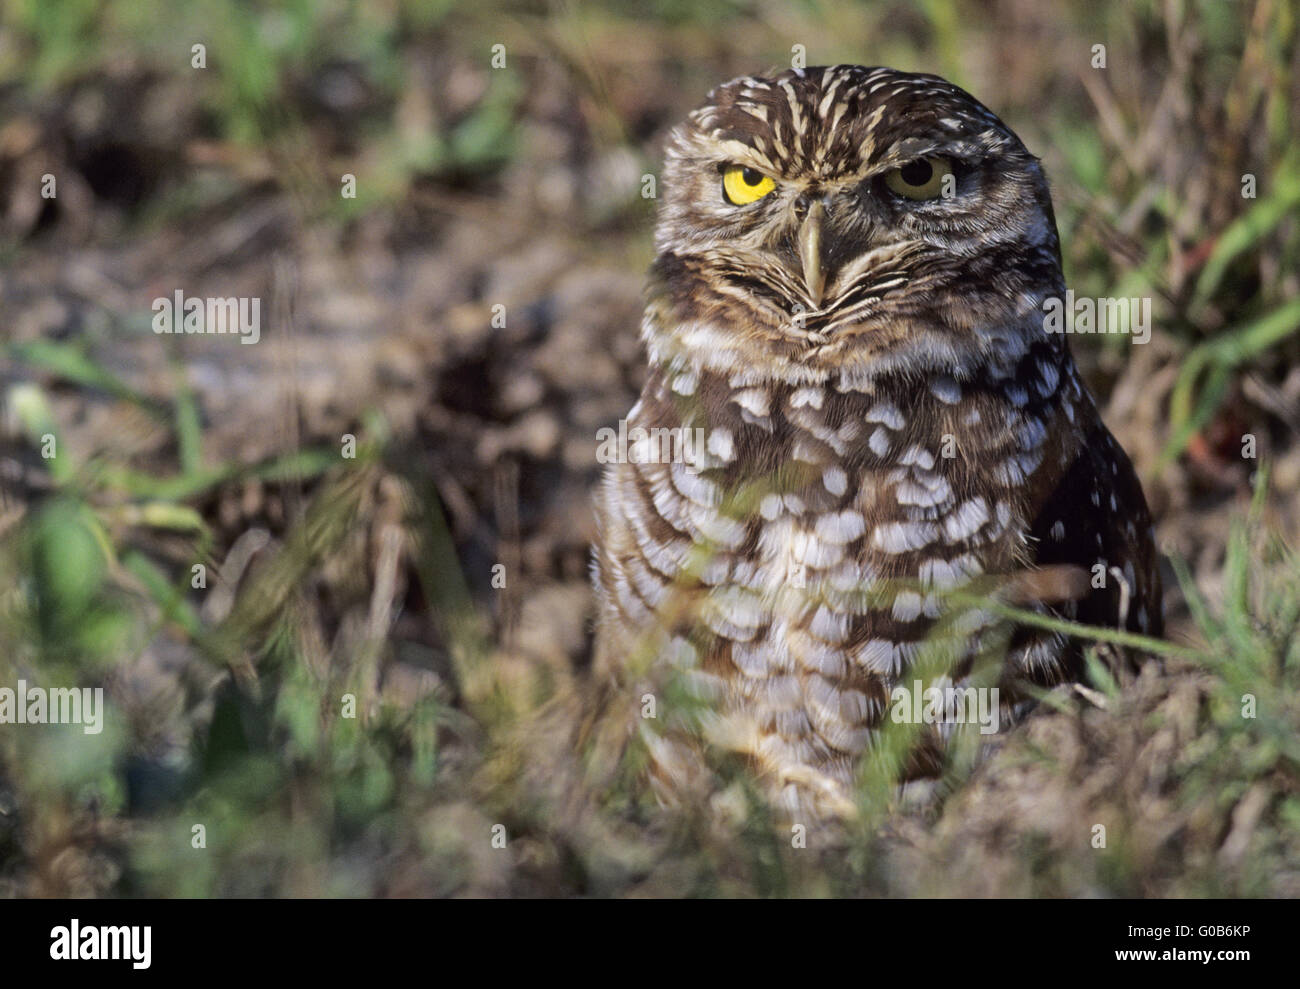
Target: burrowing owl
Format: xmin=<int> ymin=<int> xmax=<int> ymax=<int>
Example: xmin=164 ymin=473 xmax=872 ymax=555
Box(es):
xmin=591 ymin=65 xmax=1161 ymax=820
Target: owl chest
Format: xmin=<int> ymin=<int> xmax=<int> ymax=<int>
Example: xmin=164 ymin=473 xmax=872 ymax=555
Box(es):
xmin=688 ymin=461 xmax=1010 ymax=649
xmin=621 ymin=385 xmax=1042 ymax=664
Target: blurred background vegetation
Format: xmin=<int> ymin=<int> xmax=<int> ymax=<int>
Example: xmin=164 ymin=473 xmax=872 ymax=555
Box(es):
xmin=0 ymin=0 xmax=1297 ymax=896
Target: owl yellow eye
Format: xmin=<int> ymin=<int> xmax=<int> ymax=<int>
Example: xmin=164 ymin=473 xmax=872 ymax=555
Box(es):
xmin=722 ymin=165 xmax=776 ymax=205
xmin=884 ymin=156 xmax=954 ymax=200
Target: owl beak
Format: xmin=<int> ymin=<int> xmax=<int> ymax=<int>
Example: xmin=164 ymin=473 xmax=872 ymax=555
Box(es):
xmin=798 ymin=200 xmax=826 ymax=307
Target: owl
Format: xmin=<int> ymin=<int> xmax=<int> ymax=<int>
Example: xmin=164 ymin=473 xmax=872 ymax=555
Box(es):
xmin=591 ymin=65 xmax=1161 ymax=821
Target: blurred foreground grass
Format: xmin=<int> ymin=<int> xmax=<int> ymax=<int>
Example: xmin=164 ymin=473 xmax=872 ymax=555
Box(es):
xmin=2 ymin=368 xmax=1296 ymax=896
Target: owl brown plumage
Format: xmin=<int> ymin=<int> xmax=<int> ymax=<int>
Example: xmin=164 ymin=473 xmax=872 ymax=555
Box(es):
xmin=591 ymin=65 xmax=1161 ymax=820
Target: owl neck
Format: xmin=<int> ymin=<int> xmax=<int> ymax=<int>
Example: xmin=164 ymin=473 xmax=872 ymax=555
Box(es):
xmin=644 ymin=314 xmax=1069 ymax=393
xmin=641 ymin=249 xmax=1070 ymax=390
xmin=631 ymin=325 xmax=1083 ymax=490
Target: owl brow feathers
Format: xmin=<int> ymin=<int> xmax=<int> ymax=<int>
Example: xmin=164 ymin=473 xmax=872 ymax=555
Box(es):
xmin=682 ymin=66 xmax=1020 ymax=179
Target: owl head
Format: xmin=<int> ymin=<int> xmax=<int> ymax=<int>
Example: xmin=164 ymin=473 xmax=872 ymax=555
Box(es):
xmin=647 ymin=65 xmax=1066 ymax=384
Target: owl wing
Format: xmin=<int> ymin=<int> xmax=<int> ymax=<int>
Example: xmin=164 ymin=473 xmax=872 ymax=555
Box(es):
xmin=1025 ymin=414 xmax=1163 ymax=668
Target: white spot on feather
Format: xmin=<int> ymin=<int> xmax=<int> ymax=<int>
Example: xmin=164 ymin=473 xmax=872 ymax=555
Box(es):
xmin=815 ymin=510 xmax=866 ymax=545
xmin=869 ymin=428 xmax=891 ymax=456
xmin=865 ymin=401 xmax=905 ymax=430
xmin=929 ymin=376 xmax=961 ymax=404
xmin=943 ymin=497 xmax=989 ymax=543
xmin=733 ymin=388 xmax=770 ymax=417
xmin=871 ymin=521 xmax=937 ymax=553
xmin=823 ymin=466 xmax=848 ymax=496
xmin=707 ymin=427 xmax=735 ymax=462
xmin=892 ymin=591 xmax=923 ymax=622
